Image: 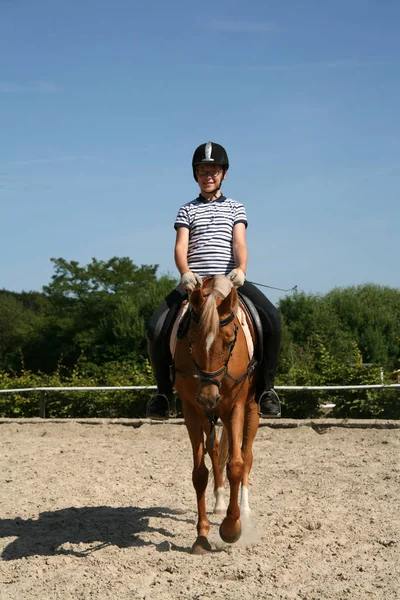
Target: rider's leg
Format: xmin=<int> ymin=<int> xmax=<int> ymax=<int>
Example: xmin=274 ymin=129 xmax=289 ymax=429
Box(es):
xmin=257 ymin=339 xmax=282 ymax=418
xmin=147 ymin=286 xmax=186 ymax=420
xmin=146 ymin=337 xmax=174 ymax=420
xmin=239 ymin=281 xmax=282 ymax=417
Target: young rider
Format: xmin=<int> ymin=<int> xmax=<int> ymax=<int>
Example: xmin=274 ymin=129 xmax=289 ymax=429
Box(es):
xmin=147 ymin=141 xmax=282 ymax=420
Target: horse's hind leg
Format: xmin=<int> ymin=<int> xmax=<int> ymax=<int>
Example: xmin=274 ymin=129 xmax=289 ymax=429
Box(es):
xmin=219 ymin=406 xmax=245 ymax=544
xmin=205 ymin=423 xmax=226 ymax=516
xmin=183 ymin=409 xmax=212 ymax=554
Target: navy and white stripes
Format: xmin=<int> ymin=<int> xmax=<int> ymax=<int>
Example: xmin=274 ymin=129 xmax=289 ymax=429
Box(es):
xmin=174 ymin=195 xmax=247 ymax=277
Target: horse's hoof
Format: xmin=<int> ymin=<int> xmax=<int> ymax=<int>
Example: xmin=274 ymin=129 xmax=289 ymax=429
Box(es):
xmin=219 ymin=518 xmax=242 ymax=544
xmin=191 ymin=536 xmax=212 ymax=554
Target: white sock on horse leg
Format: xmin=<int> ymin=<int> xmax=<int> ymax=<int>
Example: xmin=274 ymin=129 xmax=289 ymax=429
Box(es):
xmin=240 ymin=485 xmax=251 ymax=520
xmin=213 ymin=487 xmax=226 ymax=515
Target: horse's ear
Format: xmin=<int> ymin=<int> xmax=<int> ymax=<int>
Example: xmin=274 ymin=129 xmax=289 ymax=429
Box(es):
xmin=190 ymin=288 xmax=206 ymax=313
xmin=218 ymin=287 xmax=238 ymax=316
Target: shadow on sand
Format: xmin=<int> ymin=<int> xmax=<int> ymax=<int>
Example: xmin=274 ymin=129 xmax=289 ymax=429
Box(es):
xmin=0 ymin=505 xmax=196 ymax=560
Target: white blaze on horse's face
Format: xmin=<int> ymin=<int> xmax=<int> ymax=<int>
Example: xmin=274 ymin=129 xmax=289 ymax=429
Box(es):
xmin=205 ymin=332 xmax=214 ymax=353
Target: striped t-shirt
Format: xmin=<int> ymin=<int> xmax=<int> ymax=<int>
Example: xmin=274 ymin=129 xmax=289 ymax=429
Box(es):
xmin=174 ymin=195 xmax=248 ymax=277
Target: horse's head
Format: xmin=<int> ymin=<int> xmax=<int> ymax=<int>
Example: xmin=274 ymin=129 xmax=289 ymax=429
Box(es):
xmin=188 ymin=276 xmax=239 ymax=413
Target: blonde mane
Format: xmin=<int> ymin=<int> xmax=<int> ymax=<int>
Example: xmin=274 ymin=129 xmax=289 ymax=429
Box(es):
xmin=200 ymin=276 xmax=235 ymax=342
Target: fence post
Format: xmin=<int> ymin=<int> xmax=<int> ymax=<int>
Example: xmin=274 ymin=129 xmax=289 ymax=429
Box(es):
xmin=39 ymin=391 xmax=46 ymax=418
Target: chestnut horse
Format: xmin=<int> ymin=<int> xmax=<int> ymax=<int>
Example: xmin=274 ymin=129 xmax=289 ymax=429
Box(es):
xmin=174 ymin=275 xmax=259 ymax=554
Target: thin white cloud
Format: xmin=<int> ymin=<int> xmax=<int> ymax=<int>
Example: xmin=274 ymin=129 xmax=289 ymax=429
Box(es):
xmin=207 ymin=20 xmax=277 ymax=33
xmin=0 ymin=155 xmax=91 ymax=167
xmin=204 ymin=58 xmax=389 ymax=73
xmin=0 ymin=81 xmax=57 ymax=93
xmin=247 ymin=58 xmax=389 ymax=71
xmin=350 ymin=161 xmax=400 ymax=184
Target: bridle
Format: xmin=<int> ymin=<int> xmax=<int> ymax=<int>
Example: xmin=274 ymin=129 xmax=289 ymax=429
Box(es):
xmin=189 ymin=310 xmax=239 ymax=387
xmin=179 ymin=308 xmax=256 ymax=388
xmin=174 ymin=301 xmax=257 ymax=449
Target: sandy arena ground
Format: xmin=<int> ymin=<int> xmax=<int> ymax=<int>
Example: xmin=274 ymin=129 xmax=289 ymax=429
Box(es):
xmin=0 ymin=419 xmax=399 ymax=600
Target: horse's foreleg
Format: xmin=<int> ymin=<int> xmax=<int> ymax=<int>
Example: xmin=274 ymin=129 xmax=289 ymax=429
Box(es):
xmin=184 ymin=411 xmax=212 ymax=554
xmin=240 ymin=399 xmax=259 ymax=520
xmin=219 ymin=405 xmax=244 ymax=544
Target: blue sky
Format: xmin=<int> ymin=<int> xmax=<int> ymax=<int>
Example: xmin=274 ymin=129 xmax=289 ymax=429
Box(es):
xmin=1 ymin=0 xmax=399 ymax=305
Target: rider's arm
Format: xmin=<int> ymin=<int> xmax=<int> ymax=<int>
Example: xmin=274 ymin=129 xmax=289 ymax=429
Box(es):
xmin=174 ymin=226 xmax=190 ymax=276
xmin=232 ymin=222 xmax=248 ymax=274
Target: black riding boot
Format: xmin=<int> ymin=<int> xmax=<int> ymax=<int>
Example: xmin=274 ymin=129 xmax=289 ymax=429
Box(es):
xmin=256 ymin=354 xmax=281 ymax=419
xmin=146 ymin=287 xmax=186 ymax=420
xmin=258 ymin=388 xmax=281 ymax=418
xmin=146 ymin=337 xmax=174 ymax=420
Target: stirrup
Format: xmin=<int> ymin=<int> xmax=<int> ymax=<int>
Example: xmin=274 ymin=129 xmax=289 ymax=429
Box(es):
xmin=258 ymin=389 xmax=281 ymax=418
xmin=147 ymin=393 xmax=170 ymax=421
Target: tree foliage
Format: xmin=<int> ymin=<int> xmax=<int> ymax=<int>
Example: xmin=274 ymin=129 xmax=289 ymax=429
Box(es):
xmin=278 ymin=284 xmax=400 ymax=419
xmin=43 ymin=257 xmax=178 ymax=368
xmin=279 ymin=284 xmax=400 ymax=371
xmin=0 ymin=261 xmax=398 ymax=418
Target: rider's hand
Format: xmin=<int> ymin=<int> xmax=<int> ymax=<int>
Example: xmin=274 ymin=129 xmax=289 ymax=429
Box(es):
xmin=227 ymin=267 xmax=246 ymax=287
xmin=180 ymin=271 xmax=202 ymax=293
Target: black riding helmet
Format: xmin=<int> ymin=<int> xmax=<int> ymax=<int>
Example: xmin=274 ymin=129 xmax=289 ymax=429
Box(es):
xmin=192 ymin=141 xmax=229 ymax=182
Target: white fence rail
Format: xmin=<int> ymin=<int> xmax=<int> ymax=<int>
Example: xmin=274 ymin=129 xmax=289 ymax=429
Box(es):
xmin=0 ymin=384 xmax=399 ymax=418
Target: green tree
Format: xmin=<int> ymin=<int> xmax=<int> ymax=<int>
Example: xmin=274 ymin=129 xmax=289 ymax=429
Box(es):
xmin=41 ymin=257 xmax=177 ymax=371
xmin=278 ymin=284 xmax=400 ymax=370
xmin=324 ymin=284 xmax=400 ymax=369
xmin=0 ymin=290 xmax=52 ymax=372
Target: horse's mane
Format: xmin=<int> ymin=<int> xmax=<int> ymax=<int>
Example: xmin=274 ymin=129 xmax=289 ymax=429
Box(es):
xmin=201 ymin=275 xmax=235 ymax=342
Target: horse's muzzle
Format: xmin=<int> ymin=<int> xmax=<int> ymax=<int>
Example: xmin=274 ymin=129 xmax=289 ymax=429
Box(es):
xmin=197 ymin=383 xmax=220 ymax=412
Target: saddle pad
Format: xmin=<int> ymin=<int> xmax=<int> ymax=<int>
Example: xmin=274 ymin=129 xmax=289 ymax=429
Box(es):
xmin=237 ymin=305 xmax=254 ymax=360
xmin=169 ymin=302 xmax=254 ymax=359
xmin=170 ymin=301 xmax=189 ymax=357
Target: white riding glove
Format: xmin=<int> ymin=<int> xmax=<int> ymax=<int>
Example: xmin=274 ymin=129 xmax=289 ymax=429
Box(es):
xmin=180 ymin=271 xmax=202 ymax=293
xmin=228 ymin=267 xmax=246 ymax=287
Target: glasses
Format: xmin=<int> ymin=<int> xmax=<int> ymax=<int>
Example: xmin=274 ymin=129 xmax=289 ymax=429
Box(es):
xmin=196 ymin=168 xmax=223 ymax=179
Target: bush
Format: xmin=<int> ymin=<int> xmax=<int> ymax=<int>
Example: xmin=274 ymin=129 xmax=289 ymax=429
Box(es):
xmin=0 ymin=351 xmax=398 ymax=419
xmin=276 ymin=337 xmax=400 ymax=419
xmin=0 ymin=359 xmax=156 ymax=418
